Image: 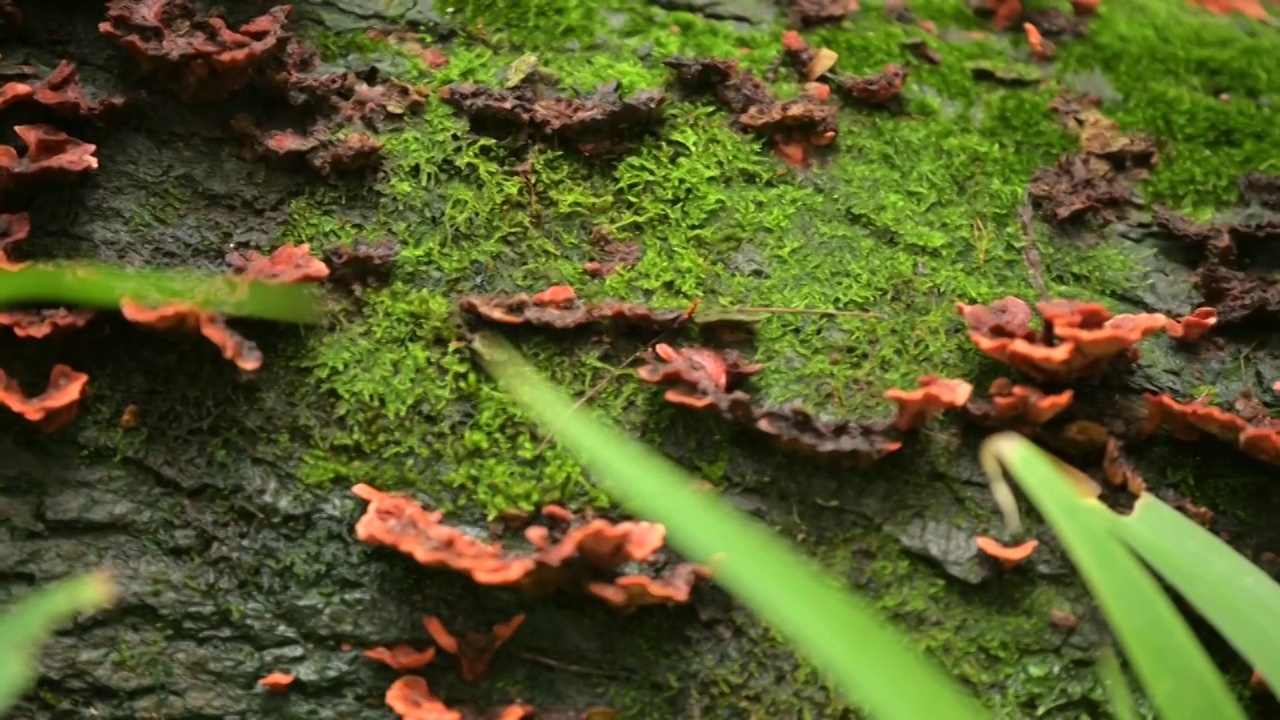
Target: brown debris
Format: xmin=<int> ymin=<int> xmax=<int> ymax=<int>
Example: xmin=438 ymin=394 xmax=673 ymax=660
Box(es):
xmin=666 ymin=55 xmax=836 ymax=168
xmin=1239 ymin=173 xmax=1280 ymax=210
xmin=438 ymin=80 xmax=666 ymax=160
xmin=1031 ymin=96 xmax=1157 ymax=225
xmin=1152 ymin=206 xmax=1280 ymax=266
xmin=957 ymin=296 xmax=1186 ymax=384
xmin=787 ymin=0 xmax=860 ymax=25
xmin=0 ymin=364 xmax=89 ymax=432
xmin=324 ymin=236 xmax=400 ymax=289
xmin=0 ymin=308 xmax=95 ymax=338
xmin=0 ymin=61 xmax=128 ymax=119
xmin=424 ymin=614 xmax=524 ymax=682
xmin=964 ymin=377 xmax=1074 ymax=432
xmin=583 ymin=226 xmax=641 ymax=278
xmin=352 ymin=484 xmax=709 ymax=609
xmin=901 ymin=38 xmax=943 ymax=65
xmin=120 ymin=300 xmax=263 ymax=372
xmin=457 ymin=286 xmax=695 ymax=332
xmin=1142 ymin=391 xmax=1280 ymax=467
xmin=226 ymin=242 xmax=331 ymax=283
xmin=0 ymin=124 xmax=99 ymax=191
xmin=98 ymin=1 xmax=292 ymax=103
xmin=1102 ymin=437 xmax=1146 ymax=495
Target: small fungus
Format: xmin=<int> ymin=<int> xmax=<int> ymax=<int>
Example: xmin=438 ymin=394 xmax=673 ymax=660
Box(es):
xmin=257 ymin=671 xmax=295 ymax=693
xmin=1163 ymin=307 xmax=1217 ymax=343
xmin=1189 ymin=0 xmax=1268 ymax=19
xmin=1142 ymin=391 xmax=1280 ymax=467
xmin=586 ymin=563 xmax=710 ymax=611
xmin=1048 ymin=609 xmax=1079 ymax=630
xmin=364 ymin=644 xmax=438 ymax=672
xmin=0 ymin=211 xmax=29 ymax=270
xmin=883 ymin=375 xmax=974 ymax=431
xmin=457 ymin=288 xmax=694 ymax=331
xmin=226 ymin=243 xmax=331 ymax=283
xmin=1102 ymin=438 xmax=1146 ymax=495
xmin=0 ymin=60 xmax=127 ymax=118
xmin=834 ymin=65 xmax=907 ymax=107
xmin=0 ymin=124 xmax=99 ymax=191
xmin=1023 ymin=23 xmax=1055 ymax=60
xmin=324 ymin=236 xmax=400 ymax=290
xmin=0 ymin=364 xmax=89 ymax=432
xmin=974 ymin=536 xmax=1039 ymax=569
xmin=424 ymin=614 xmax=525 ymax=682
xmin=788 ymin=0 xmax=860 ymax=25
xmin=385 ymin=675 xmax=457 ymax=720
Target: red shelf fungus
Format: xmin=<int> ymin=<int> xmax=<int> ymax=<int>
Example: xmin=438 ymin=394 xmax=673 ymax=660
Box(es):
xmin=0 ymin=364 xmax=89 ymax=432
xmin=586 ymin=563 xmax=710 ymax=610
xmin=884 ymin=375 xmax=974 ymax=431
xmin=0 ymin=211 xmax=31 ymax=270
xmin=364 ymin=644 xmax=438 ymax=673
xmin=385 ymin=676 xmax=456 ymax=720
xmin=352 ymin=485 xmax=709 ymax=608
xmin=964 ymin=377 xmax=1073 ymax=432
xmin=424 ymin=614 xmax=525 ymax=682
xmin=1102 ymin=437 xmax=1146 ymax=495
xmin=0 ymin=60 xmax=128 ymax=119
xmin=0 ymin=308 xmax=95 ymax=338
xmin=257 ymin=671 xmax=295 ymax=693
xmin=957 ymin=296 xmax=1195 ymax=384
xmin=457 ymin=286 xmax=695 ymax=331
xmin=0 ymin=124 xmax=99 ymax=190
xmin=226 ymin=242 xmax=330 ymax=283
xmin=120 ymin=300 xmax=264 ymax=372
xmin=1142 ymin=391 xmax=1280 ymax=467
xmin=974 ymin=536 xmax=1039 ymax=569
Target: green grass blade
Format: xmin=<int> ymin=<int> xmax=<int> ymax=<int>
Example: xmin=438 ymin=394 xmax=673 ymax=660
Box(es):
xmin=0 ymin=572 xmax=116 ymax=714
xmin=1109 ymin=494 xmax=1280 ymax=685
xmin=1097 ymin=646 xmax=1141 ymax=720
xmin=475 ymin=333 xmax=989 ymax=720
xmin=0 ymin=263 xmax=323 ymax=323
xmin=982 ymin=433 xmax=1246 ymax=720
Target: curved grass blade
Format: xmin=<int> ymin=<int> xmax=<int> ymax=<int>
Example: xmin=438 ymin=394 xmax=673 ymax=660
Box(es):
xmin=980 ymin=433 xmax=1245 ymax=720
xmin=1097 ymin=646 xmax=1140 ymax=720
xmin=476 ymin=333 xmax=988 ymax=720
xmin=0 ymin=263 xmax=323 ymax=323
xmin=0 ymin=571 xmax=116 ymax=714
xmin=1109 ymin=494 xmax=1280 ymax=686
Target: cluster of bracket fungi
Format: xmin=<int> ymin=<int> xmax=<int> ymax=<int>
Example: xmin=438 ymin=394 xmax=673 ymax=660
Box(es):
xmin=0 ymin=0 xmax=413 ymax=432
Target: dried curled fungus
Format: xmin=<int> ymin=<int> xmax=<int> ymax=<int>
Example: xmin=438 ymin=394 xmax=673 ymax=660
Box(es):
xmin=230 ymin=117 xmax=385 ymax=176
xmin=364 ymin=645 xmax=438 ymax=672
xmin=424 ymin=614 xmax=524 ymax=682
xmin=957 ymin=296 xmax=1204 ymax=383
xmin=788 ymin=0 xmax=860 ymax=25
xmin=457 ymin=286 xmax=694 ymax=331
xmin=120 ymin=300 xmax=263 ymax=372
xmin=964 ymin=377 xmax=1074 ymax=432
xmin=0 ymin=211 xmax=30 ymax=270
xmin=636 ymin=345 xmax=971 ymax=464
xmin=324 ymin=236 xmax=400 ymax=289
xmin=99 ymin=0 xmax=292 ymax=103
xmin=0 ymin=364 xmax=89 ymax=432
xmin=438 ymin=80 xmax=666 ymax=160
xmin=1142 ymin=391 xmax=1280 ymax=467
xmin=0 ymin=124 xmax=99 ymax=190
xmin=351 ymin=484 xmax=708 ymax=609
xmin=0 ymin=60 xmax=128 ymax=118
xmin=665 ymin=56 xmax=836 ymax=168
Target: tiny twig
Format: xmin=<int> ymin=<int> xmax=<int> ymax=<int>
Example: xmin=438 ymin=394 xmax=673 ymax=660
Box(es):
xmin=518 ymin=651 xmax=628 ymax=678
xmin=714 ymin=306 xmax=881 ymax=318
xmin=531 ymin=332 xmax=672 ymax=456
xmin=1018 ymin=196 xmax=1049 ymax=301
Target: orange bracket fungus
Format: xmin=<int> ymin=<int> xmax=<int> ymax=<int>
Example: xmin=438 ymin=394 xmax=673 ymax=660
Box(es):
xmin=0 ymin=364 xmax=89 ymax=432
xmin=957 ymin=296 xmax=1211 ymax=384
xmin=0 ymin=211 xmax=30 ymax=270
xmin=364 ymin=644 xmax=438 ymax=673
xmin=226 ymin=242 xmax=331 ymax=283
xmin=0 ymin=308 xmax=95 ymax=338
xmin=1142 ymin=391 xmax=1280 ymax=467
xmin=257 ymin=671 xmax=295 ymax=693
xmin=120 ymin=299 xmax=265 ymax=373
xmin=974 ymin=536 xmax=1039 ymax=569
xmin=424 ymin=614 xmax=525 ymax=682
xmin=385 ymin=676 xmax=538 ymax=720
xmin=352 ymin=485 xmax=709 ymax=609
xmin=0 ymin=124 xmax=99 ymax=191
